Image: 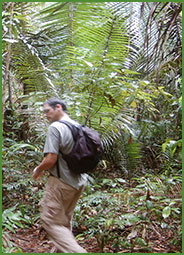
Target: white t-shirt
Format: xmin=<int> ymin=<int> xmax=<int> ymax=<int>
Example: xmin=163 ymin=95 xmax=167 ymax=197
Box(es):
xmin=43 ymin=114 xmax=87 ymax=190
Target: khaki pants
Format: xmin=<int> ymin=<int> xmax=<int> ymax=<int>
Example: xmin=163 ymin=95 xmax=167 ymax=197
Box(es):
xmin=40 ymin=176 xmax=87 ymax=253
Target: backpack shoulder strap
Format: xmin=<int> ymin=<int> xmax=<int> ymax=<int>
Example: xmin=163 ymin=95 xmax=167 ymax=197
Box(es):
xmin=58 ymin=120 xmax=79 ymax=140
xmin=56 ymin=121 xmax=78 ymax=178
xmin=58 ymin=120 xmax=74 ymax=129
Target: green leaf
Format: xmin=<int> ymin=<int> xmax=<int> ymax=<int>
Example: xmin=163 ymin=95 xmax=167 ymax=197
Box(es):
xmin=162 ymin=206 xmax=171 ymax=219
xmin=136 ymin=237 xmax=147 ymax=246
xmin=76 ymin=234 xmax=85 ymax=241
xmin=3 ymin=223 xmax=16 ymax=233
xmin=7 ymin=212 xmax=22 ymax=221
xmin=10 ymin=143 xmax=38 ymax=152
xmin=146 ymin=200 xmax=154 ymax=209
xmin=161 ymin=222 xmax=168 ymax=229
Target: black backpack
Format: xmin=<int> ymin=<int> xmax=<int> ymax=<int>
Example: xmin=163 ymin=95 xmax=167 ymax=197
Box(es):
xmin=56 ymin=120 xmax=103 ymax=176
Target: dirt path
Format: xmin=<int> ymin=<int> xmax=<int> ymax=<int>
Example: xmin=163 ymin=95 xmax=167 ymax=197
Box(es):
xmin=8 ymin=225 xmax=101 ymax=253
xmin=7 ymin=223 xmax=181 ymax=253
xmin=6 ymin=222 xmax=182 ymax=254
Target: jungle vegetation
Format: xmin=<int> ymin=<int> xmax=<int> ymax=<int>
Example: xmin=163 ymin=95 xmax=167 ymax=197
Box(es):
xmin=2 ymin=2 xmax=182 ymax=253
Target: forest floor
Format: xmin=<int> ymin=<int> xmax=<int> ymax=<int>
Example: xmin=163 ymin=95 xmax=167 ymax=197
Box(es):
xmin=7 ymin=222 xmax=181 ymax=253
xmin=3 ymin=168 xmax=182 ymax=253
xmin=8 ymin=225 xmax=102 ymax=253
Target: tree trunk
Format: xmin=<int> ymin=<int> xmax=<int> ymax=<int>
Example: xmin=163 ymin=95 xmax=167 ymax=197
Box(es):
xmin=69 ymin=3 xmax=73 ymax=86
xmin=2 ymin=2 xmax=15 ymax=132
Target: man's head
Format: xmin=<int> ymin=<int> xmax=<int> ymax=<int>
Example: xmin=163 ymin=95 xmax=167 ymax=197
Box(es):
xmin=43 ymin=98 xmax=67 ymax=123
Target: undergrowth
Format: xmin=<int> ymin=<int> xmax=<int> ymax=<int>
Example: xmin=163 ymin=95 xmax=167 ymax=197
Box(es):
xmin=2 ymin=139 xmax=182 ymax=253
xmin=73 ymin=173 xmax=182 ymax=253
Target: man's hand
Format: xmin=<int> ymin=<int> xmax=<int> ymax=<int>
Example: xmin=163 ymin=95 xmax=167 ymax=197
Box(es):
xmin=33 ymin=167 xmax=44 ymax=180
xmin=32 ymin=153 xmax=58 ymax=181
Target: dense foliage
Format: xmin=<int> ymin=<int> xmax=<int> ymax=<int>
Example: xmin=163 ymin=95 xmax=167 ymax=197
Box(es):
xmin=2 ymin=2 xmax=182 ymax=253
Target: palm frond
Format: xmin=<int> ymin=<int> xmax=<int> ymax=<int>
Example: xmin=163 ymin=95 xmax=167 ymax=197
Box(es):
xmin=2 ymin=2 xmax=181 ymax=176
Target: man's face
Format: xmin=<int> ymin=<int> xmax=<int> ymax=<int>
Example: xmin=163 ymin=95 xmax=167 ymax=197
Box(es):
xmin=43 ymin=103 xmax=62 ymax=123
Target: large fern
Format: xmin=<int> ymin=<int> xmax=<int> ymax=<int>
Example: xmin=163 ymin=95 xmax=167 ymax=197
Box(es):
xmin=2 ymin=2 xmax=182 ymax=176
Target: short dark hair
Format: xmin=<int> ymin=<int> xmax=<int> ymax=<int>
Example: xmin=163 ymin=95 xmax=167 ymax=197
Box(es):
xmin=43 ymin=98 xmax=67 ymax=112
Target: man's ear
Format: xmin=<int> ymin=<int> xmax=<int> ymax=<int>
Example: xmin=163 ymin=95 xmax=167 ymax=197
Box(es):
xmin=56 ymin=104 xmax=62 ymax=110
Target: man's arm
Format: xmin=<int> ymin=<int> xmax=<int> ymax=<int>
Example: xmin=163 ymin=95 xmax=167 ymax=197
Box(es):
xmin=33 ymin=153 xmax=58 ymax=180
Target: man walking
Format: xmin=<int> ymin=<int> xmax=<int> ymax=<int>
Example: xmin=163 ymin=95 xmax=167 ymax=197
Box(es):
xmin=33 ymin=98 xmax=87 ymax=253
